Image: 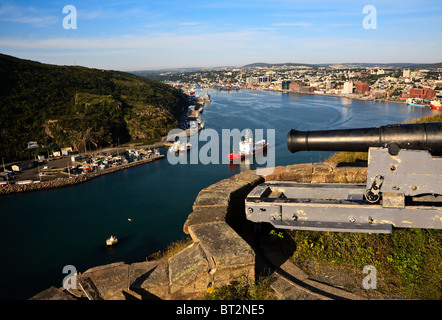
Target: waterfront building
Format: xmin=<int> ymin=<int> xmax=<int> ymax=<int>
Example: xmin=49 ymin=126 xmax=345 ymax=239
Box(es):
xmin=355 ymin=82 xmax=370 ymax=94
xmin=11 ymin=161 xmax=36 ymax=172
xmin=342 ymin=81 xmax=354 ymax=94
xmin=61 ymin=147 xmax=73 ymax=156
xmin=289 ymin=82 xmax=302 ymax=91
xmin=258 ymin=75 xmax=272 ymax=83
xmin=409 ymin=88 xmax=436 ymax=100
xmin=281 ymin=80 xmax=291 ymax=90
xmin=246 ymin=77 xmax=259 ymax=84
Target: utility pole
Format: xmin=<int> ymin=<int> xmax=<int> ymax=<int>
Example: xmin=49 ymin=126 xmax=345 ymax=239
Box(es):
xmin=2 ymin=157 xmax=9 ymax=185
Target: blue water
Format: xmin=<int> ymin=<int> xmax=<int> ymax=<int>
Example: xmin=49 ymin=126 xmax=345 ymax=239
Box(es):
xmin=0 ymin=90 xmax=436 ymax=299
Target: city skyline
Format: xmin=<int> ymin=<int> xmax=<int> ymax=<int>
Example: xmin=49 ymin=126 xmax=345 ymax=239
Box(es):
xmin=0 ymin=0 xmax=441 ymax=71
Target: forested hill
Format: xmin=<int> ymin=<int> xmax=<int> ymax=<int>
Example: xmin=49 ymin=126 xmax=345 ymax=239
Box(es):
xmin=0 ymin=54 xmax=188 ymax=162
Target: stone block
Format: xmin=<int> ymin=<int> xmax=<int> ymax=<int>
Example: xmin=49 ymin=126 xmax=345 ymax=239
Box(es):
xmin=229 ymin=170 xmax=265 ymax=187
xmin=183 ymin=205 xmax=230 ymax=234
xmin=344 ymin=167 xmax=367 ymax=184
xmin=212 ymin=265 xmax=255 ymax=287
xmin=168 ymin=243 xmax=210 ymax=294
xmin=80 ymin=262 xmax=129 ymax=300
xmin=203 ymin=178 xmax=256 ymax=203
xmin=188 ymin=222 xmax=255 ymax=270
xmin=264 ymin=164 xmax=313 ymax=182
xmin=193 ymin=189 xmax=231 ymax=208
xmin=129 ymin=260 xmax=170 ymax=299
xmin=29 ymin=286 xmax=77 ymax=300
xmin=312 ymin=163 xmax=333 ymax=174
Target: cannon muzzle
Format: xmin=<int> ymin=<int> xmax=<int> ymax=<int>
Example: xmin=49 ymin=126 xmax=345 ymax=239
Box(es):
xmin=287 ymin=122 xmax=442 ymax=156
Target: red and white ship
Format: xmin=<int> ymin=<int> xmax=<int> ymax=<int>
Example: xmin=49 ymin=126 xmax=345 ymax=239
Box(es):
xmin=229 ymin=130 xmax=268 ymax=161
xmin=430 ymin=99 xmax=442 ymax=110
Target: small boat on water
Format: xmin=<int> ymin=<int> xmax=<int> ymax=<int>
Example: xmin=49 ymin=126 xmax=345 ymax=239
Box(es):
xmin=179 ymin=141 xmax=192 ymax=152
xmin=430 ymin=99 xmax=442 ymax=110
xmin=229 ymin=130 xmax=268 ymax=161
xmin=204 ymin=91 xmax=211 ymax=102
xmin=169 ymin=140 xmax=192 ymax=153
xmin=407 ymin=98 xmax=429 ymax=108
xmin=169 ymin=141 xmax=181 ymax=153
xmin=106 ymin=235 xmax=118 ymax=246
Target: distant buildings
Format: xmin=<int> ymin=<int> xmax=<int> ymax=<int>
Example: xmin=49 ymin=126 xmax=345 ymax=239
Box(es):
xmin=246 ymin=77 xmax=258 ymax=84
xmin=355 ymin=82 xmax=370 ymax=94
xmin=164 ymin=63 xmax=442 ymax=103
xmin=258 ymin=75 xmax=272 ymax=83
xmin=408 ymin=88 xmax=436 ymax=100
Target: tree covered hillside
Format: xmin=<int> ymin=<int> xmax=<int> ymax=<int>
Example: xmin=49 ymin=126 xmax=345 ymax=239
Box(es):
xmin=0 ymin=54 xmax=188 ymax=162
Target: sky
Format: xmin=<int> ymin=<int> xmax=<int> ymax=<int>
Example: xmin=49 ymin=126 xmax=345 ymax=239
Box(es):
xmin=0 ymin=0 xmax=441 ymax=71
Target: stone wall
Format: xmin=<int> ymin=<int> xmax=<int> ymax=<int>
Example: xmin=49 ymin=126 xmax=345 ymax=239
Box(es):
xmin=30 ymin=162 xmax=367 ymax=300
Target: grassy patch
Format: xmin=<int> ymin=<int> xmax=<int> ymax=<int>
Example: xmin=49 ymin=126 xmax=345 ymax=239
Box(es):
xmin=148 ymin=236 xmax=193 ymax=260
xmin=408 ymin=113 xmax=442 ymax=123
xmin=288 ymin=229 xmax=441 ymax=299
xmin=203 ymin=275 xmax=277 ymax=300
xmin=326 ymin=151 xmax=368 ymax=163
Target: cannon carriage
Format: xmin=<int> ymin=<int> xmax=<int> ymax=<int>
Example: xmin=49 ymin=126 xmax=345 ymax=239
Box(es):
xmin=245 ymin=122 xmax=442 ymax=233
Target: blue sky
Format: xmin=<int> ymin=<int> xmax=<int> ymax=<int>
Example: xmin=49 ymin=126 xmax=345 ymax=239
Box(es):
xmin=0 ymin=0 xmax=441 ymax=70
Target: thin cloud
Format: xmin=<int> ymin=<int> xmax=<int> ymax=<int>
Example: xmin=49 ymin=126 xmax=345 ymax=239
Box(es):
xmin=272 ymin=22 xmax=311 ymax=26
xmin=0 ymin=3 xmax=58 ymax=27
xmin=178 ymin=22 xmax=203 ymax=26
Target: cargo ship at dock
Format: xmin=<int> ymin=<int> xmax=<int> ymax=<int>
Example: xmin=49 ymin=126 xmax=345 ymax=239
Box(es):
xmin=228 ymin=131 xmax=268 ymax=161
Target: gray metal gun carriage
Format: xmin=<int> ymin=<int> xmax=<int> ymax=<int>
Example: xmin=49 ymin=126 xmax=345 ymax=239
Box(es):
xmin=245 ymin=122 xmax=442 ymax=233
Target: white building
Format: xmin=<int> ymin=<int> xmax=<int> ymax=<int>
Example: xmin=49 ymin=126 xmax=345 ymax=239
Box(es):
xmin=342 ymin=81 xmax=354 ymax=94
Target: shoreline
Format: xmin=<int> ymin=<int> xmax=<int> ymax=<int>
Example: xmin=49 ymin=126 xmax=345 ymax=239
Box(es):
xmin=0 ymin=155 xmax=165 ymax=196
xmin=208 ymin=86 xmax=408 ymax=105
xmin=254 ymin=87 xmax=408 ymax=104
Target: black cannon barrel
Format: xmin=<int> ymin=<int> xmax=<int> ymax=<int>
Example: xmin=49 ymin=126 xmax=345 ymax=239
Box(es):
xmin=287 ymin=122 xmax=442 ymax=156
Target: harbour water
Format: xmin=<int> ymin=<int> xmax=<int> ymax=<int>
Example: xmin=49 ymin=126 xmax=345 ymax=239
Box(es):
xmin=0 ymin=90 xmax=436 ymax=299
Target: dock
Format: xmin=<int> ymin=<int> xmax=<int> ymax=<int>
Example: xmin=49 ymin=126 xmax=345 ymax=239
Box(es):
xmin=0 ymin=154 xmax=165 ymax=196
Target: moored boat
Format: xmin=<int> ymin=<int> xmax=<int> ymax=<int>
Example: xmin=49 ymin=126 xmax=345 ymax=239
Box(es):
xmin=407 ymin=98 xmax=429 ymax=108
xmin=229 ymin=130 xmax=268 ymax=161
xmin=179 ymin=141 xmax=192 ymax=152
xmin=430 ymin=99 xmax=442 ymax=110
xmin=106 ymin=235 xmax=118 ymax=246
xmin=169 ymin=141 xmax=181 ymax=153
